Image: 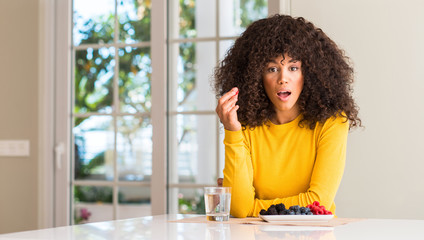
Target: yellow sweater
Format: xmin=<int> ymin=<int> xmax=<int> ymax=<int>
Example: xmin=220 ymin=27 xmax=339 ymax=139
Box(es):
xmin=222 ymin=114 xmax=349 ymax=217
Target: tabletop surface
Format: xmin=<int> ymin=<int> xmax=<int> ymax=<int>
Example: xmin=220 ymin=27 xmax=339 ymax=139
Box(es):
xmin=1 ymin=214 xmax=424 ymax=240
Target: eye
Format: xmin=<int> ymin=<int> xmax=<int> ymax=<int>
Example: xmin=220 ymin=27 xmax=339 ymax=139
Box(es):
xmin=267 ymin=67 xmax=278 ymax=73
xmin=290 ymin=66 xmax=299 ymax=71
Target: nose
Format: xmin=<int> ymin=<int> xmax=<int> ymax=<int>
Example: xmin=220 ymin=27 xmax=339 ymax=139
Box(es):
xmin=277 ymin=70 xmax=288 ymax=85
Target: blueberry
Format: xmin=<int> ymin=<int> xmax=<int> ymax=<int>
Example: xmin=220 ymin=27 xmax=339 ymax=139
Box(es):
xmin=288 ymin=210 xmax=295 ymax=215
xmin=307 ymin=212 xmax=314 ymax=215
xmin=289 ymin=205 xmax=300 ymax=212
xmin=260 ymin=209 xmax=267 ymax=215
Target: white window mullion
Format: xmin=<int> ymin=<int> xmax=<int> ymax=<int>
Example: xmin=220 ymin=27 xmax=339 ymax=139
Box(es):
xmin=73 ymin=41 xmax=151 ymax=50
xmin=169 ymin=111 xmax=215 ymax=115
xmin=215 ymin=0 xmax=221 ymax=186
xmin=38 ymin=0 xmax=55 ymax=229
xmin=268 ymin=0 xmax=291 ymax=16
xmin=74 ymin=180 xmax=150 ymax=187
xmin=112 ymin=0 xmax=120 ymax=221
xmin=54 ymin=0 xmax=72 ymax=227
xmin=166 ymin=0 xmax=180 ymax=214
xmin=151 ymin=0 xmax=168 ymax=215
xmin=168 ymin=36 xmax=236 ymax=43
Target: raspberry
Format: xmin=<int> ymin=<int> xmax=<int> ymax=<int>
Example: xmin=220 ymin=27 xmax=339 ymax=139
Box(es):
xmin=313 ymin=201 xmax=320 ymax=207
xmin=316 ymin=209 xmax=324 ymax=215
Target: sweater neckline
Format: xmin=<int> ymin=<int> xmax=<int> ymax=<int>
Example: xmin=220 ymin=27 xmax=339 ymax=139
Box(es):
xmin=267 ymin=114 xmax=302 ymax=129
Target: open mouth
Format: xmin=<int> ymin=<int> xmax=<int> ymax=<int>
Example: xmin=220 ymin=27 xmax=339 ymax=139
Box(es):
xmin=277 ymin=91 xmax=291 ymax=98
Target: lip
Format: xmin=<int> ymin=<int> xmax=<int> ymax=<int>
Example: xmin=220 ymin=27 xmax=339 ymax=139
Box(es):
xmin=276 ymin=89 xmax=292 ymax=102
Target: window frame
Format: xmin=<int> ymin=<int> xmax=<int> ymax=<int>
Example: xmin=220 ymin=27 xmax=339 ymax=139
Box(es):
xmin=51 ymin=0 xmax=167 ymax=225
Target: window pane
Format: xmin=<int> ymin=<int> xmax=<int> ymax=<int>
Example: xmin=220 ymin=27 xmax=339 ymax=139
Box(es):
xmin=176 ymin=188 xmax=205 ymax=214
xmin=118 ymin=186 xmax=151 ymax=219
xmin=169 ymin=114 xmax=217 ymax=185
xmin=219 ymin=0 xmax=268 ymax=37
xmin=117 ymin=116 xmax=152 ymax=181
xmin=177 ymin=0 xmax=196 ymax=39
xmin=171 ymin=0 xmax=217 ymax=39
xmin=195 ymin=0 xmax=216 ymax=38
xmin=118 ymin=0 xmax=151 ymax=43
xmin=74 ymin=116 xmax=114 ymax=181
xmin=119 ymin=47 xmax=152 ymax=114
xmin=219 ymin=40 xmax=235 ymax=61
xmin=73 ymin=0 xmax=115 ymax=46
xmin=74 ymin=186 xmax=113 ymax=224
xmin=74 ymin=47 xmax=115 ymax=114
xmin=169 ymin=42 xmax=216 ymax=112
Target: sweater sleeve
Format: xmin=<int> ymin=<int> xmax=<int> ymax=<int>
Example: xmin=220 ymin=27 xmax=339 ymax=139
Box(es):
xmin=223 ymin=117 xmax=349 ymax=217
xmin=222 ymin=129 xmax=255 ymax=218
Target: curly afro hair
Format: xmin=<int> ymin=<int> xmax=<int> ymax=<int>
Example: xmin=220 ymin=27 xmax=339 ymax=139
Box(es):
xmin=214 ymin=14 xmax=361 ymax=129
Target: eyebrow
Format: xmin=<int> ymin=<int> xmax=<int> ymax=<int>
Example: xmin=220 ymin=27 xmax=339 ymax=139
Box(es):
xmin=268 ymin=59 xmax=299 ymax=64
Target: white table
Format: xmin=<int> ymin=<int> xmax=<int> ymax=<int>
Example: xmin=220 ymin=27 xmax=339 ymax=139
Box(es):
xmin=1 ymin=214 xmax=423 ymax=239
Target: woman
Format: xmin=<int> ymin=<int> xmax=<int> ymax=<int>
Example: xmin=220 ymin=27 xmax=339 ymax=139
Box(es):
xmin=214 ymin=14 xmax=361 ymax=218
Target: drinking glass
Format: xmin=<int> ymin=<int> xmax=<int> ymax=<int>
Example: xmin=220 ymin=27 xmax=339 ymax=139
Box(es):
xmin=204 ymin=187 xmax=231 ymax=221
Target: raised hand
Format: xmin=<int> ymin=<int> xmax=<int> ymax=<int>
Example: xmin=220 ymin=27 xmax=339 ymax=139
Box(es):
xmin=216 ymin=87 xmax=241 ymax=131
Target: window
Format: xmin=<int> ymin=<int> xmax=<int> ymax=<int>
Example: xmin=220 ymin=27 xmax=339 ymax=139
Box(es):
xmin=54 ymin=0 xmax=273 ymax=225
xmin=72 ymin=0 xmax=153 ymax=223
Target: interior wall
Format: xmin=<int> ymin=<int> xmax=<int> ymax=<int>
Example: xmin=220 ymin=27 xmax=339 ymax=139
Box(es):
xmin=0 ymin=0 xmax=39 ymax=234
xmin=291 ymin=0 xmax=424 ymax=219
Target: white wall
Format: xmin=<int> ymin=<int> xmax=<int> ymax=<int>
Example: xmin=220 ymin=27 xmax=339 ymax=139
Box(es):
xmin=292 ymin=0 xmax=424 ymax=219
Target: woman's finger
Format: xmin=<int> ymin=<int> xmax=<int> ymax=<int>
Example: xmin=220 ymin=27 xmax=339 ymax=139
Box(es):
xmin=220 ymin=94 xmax=238 ymax=114
xmin=227 ymin=105 xmax=239 ymax=120
xmin=218 ymin=87 xmax=238 ymax=106
xmin=216 ymin=87 xmax=241 ymax=131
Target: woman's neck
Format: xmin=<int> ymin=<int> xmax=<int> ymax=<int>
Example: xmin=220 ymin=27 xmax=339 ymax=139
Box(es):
xmin=271 ymin=108 xmax=300 ymax=125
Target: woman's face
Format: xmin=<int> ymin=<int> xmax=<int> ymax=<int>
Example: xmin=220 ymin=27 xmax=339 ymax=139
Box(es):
xmin=262 ymin=54 xmax=304 ymax=117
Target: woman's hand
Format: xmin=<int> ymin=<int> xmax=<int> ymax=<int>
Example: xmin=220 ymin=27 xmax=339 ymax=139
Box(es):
xmin=216 ymin=87 xmax=241 ymax=131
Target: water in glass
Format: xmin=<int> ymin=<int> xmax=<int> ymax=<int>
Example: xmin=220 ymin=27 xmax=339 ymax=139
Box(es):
xmin=204 ymin=187 xmax=231 ymax=221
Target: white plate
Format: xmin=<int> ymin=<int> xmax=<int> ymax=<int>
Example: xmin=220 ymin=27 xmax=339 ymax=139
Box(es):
xmin=259 ymin=214 xmax=334 ymax=222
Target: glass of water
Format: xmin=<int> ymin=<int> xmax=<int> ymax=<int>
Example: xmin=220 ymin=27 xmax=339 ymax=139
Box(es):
xmin=204 ymin=187 xmax=231 ymax=221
